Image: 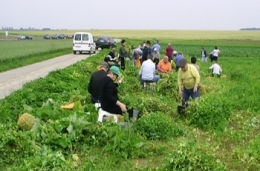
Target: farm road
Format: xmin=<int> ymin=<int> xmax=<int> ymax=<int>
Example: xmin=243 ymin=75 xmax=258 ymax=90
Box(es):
xmin=0 ymin=52 xmax=98 ymax=100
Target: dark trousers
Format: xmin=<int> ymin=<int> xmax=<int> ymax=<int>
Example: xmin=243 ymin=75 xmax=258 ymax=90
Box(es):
xmin=182 ymin=87 xmax=200 ymax=106
xmin=119 ymin=56 xmax=125 ymax=70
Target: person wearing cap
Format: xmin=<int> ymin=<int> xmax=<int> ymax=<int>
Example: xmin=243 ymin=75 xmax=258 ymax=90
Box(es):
xmin=151 ymin=40 xmax=161 ymax=53
xmin=88 ymin=62 xmax=110 ymax=103
xmin=132 ymin=47 xmax=143 ymax=67
xmin=152 ymin=48 xmax=160 ymax=68
xmin=178 ymin=58 xmax=200 ymax=107
xmin=139 ymin=54 xmax=160 ymax=86
xmin=157 ymin=56 xmax=172 ymax=73
xmin=100 ymin=66 xmax=131 ymax=116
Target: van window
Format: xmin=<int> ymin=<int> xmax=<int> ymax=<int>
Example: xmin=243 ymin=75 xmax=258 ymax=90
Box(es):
xmin=74 ymin=34 xmax=81 ymax=41
xmin=82 ymin=34 xmax=89 ymax=41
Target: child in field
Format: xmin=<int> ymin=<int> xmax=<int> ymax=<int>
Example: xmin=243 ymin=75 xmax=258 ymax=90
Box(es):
xmin=191 ymin=56 xmax=199 ymax=71
xmin=209 ymin=60 xmax=222 ymax=77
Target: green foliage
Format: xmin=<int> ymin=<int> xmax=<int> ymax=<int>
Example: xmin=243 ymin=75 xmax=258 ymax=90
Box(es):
xmin=188 ymin=96 xmax=232 ymax=131
xmin=134 ymin=112 xmax=185 ymax=140
xmin=161 ymin=142 xmax=227 ymax=171
xmin=235 ymin=135 xmax=260 ymax=170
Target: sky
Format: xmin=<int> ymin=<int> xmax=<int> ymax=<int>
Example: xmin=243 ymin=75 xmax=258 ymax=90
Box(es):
xmin=1 ymin=0 xmax=260 ymax=30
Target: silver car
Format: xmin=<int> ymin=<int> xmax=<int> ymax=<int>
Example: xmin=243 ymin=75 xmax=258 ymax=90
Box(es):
xmin=17 ymin=35 xmax=25 ymax=40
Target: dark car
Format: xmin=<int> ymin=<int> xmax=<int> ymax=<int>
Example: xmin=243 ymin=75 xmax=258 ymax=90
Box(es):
xmin=95 ymin=36 xmax=117 ymax=50
xmin=51 ymin=34 xmax=59 ymax=39
xmin=43 ymin=34 xmax=51 ymax=39
xmin=58 ymin=34 xmax=65 ymax=39
xmin=25 ymin=35 xmax=33 ymax=40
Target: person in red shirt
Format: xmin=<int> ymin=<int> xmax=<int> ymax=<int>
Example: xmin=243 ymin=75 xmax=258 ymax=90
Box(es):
xmin=158 ymin=56 xmax=172 ymax=73
xmin=166 ymin=43 xmax=174 ymax=63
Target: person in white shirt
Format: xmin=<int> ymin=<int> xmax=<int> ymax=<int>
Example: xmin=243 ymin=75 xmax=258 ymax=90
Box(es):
xmin=209 ymin=60 xmax=222 ymax=77
xmin=139 ymin=54 xmax=160 ymax=87
xmin=211 ymin=46 xmax=220 ymax=62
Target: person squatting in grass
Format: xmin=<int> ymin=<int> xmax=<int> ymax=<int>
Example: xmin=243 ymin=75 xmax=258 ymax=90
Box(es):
xmin=99 ymin=66 xmax=134 ymax=118
xmin=139 ymin=54 xmax=160 ymax=88
xmin=209 ymin=60 xmax=222 ymax=77
xmin=88 ymin=62 xmax=110 ymax=104
xmin=178 ymin=58 xmax=200 ymax=107
xmin=157 ymin=56 xmax=172 ymax=73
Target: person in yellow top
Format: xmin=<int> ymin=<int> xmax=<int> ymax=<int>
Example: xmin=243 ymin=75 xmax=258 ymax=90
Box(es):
xmin=157 ymin=56 xmax=172 ymax=73
xmin=178 ymin=58 xmax=200 ymax=107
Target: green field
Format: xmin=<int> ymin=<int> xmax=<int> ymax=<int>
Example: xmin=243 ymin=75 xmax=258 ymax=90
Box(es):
xmin=1 ymin=31 xmax=260 ymax=170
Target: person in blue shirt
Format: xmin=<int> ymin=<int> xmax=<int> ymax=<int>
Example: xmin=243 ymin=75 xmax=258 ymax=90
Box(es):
xmin=151 ymin=40 xmax=161 ymax=53
xmin=175 ymin=52 xmax=184 ymax=71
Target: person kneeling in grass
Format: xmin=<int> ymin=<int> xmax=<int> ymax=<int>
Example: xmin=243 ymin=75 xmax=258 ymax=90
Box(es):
xmin=178 ymin=58 xmax=200 ymax=107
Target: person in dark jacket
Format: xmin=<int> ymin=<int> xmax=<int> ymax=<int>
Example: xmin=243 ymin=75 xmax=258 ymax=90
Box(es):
xmin=201 ymin=47 xmax=207 ymax=62
xmin=88 ymin=62 xmax=109 ymax=103
xmin=118 ymin=39 xmax=128 ymax=70
xmin=100 ymin=66 xmax=133 ymax=117
xmin=141 ymin=40 xmax=151 ymax=63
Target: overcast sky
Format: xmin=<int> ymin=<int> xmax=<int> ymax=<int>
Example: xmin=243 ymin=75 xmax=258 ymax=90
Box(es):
xmin=1 ymin=0 xmax=260 ymax=30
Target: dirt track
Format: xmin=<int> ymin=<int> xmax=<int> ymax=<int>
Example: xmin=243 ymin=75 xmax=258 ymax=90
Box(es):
xmin=0 ymin=52 xmax=98 ymax=99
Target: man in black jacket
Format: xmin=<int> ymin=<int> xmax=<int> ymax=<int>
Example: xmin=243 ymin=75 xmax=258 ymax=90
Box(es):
xmin=88 ymin=62 xmax=109 ymax=103
xmin=141 ymin=40 xmax=151 ymax=63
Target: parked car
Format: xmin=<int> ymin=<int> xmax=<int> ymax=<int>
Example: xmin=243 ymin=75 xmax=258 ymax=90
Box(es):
xmin=95 ymin=36 xmax=117 ymax=50
xmin=51 ymin=34 xmax=59 ymax=39
xmin=25 ymin=35 xmax=33 ymax=40
xmin=58 ymin=34 xmax=65 ymax=39
xmin=17 ymin=35 xmax=25 ymax=40
xmin=66 ymin=35 xmax=73 ymax=39
xmin=43 ymin=34 xmax=51 ymax=39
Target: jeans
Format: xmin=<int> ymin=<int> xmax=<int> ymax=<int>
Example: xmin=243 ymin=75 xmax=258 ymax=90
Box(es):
xmin=139 ymin=75 xmax=160 ymax=86
xmin=182 ymin=87 xmax=200 ymax=106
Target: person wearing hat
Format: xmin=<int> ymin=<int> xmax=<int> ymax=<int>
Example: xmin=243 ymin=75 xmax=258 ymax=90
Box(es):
xmin=88 ymin=62 xmax=110 ymax=103
xmin=100 ymin=66 xmax=131 ymax=116
xmin=152 ymin=48 xmax=160 ymax=68
xmin=178 ymin=58 xmax=200 ymax=107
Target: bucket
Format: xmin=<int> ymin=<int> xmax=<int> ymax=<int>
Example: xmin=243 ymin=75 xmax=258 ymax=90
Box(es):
xmin=132 ymin=109 xmax=139 ymax=121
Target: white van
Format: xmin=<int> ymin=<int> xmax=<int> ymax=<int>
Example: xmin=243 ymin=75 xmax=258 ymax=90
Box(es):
xmin=73 ymin=32 xmax=96 ymax=54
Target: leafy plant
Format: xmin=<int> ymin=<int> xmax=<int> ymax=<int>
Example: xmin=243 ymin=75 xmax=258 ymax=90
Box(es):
xmin=134 ymin=112 xmax=185 ymax=140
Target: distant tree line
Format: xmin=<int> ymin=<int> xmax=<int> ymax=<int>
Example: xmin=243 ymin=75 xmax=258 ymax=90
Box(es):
xmin=240 ymin=27 xmax=260 ymax=30
xmin=1 ymin=26 xmax=67 ymax=31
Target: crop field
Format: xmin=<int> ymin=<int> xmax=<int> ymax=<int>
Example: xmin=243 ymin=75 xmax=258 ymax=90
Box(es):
xmin=0 ymin=39 xmax=72 ymax=72
xmin=1 ymin=31 xmax=260 ymax=170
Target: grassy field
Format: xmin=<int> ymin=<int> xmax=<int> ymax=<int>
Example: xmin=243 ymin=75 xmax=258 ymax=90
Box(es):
xmin=1 ymin=29 xmax=260 ymax=40
xmin=0 ymin=39 xmax=72 ymax=72
xmin=0 ymin=36 xmax=260 ymax=170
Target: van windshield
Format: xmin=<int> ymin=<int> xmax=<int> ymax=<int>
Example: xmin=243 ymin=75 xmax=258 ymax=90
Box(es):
xmin=82 ymin=34 xmax=89 ymax=41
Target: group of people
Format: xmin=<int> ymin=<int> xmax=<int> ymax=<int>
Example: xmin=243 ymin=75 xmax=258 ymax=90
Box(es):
xmin=88 ymin=39 xmax=223 ymax=119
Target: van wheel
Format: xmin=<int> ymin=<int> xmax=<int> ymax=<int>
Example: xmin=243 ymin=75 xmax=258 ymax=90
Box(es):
xmin=73 ymin=51 xmax=76 ymax=54
xmin=93 ymin=50 xmax=96 ymax=54
xmin=79 ymin=51 xmax=82 ymax=54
